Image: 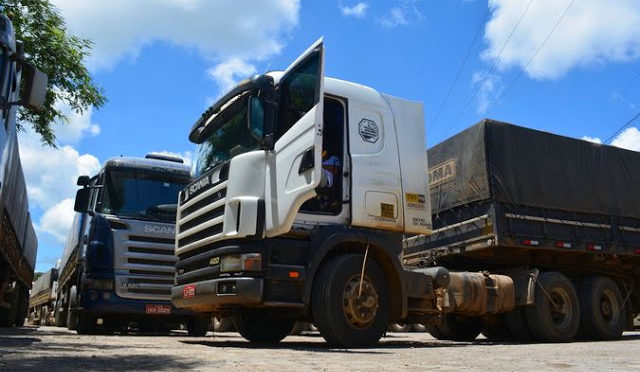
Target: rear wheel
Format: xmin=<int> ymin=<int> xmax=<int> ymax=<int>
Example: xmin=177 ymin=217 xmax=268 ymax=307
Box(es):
xmin=525 ymin=272 xmax=580 ymax=342
xmin=579 ymin=276 xmax=625 ymax=340
xmin=232 ymin=310 xmax=293 ymax=343
xmin=14 ymin=287 xmax=28 ymax=326
xmin=312 ymin=254 xmax=390 ymax=348
xmin=186 ymin=317 xmax=210 ymax=337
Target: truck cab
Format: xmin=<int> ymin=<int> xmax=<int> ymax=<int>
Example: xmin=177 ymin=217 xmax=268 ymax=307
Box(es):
xmin=171 ymin=40 xmax=450 ymax=346
xmin=56 ymin=153 xmax=209 ymax=334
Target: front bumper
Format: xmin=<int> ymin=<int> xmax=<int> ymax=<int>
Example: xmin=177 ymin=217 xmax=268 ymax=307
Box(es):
xmin=80 ymin=289 xmax=194 ymax=317
xmin=171 ymin=277 xmax=263 ymax=311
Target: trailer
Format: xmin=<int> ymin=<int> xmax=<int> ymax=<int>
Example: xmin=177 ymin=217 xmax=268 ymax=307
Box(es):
xmin=28 ymin=269 xmax=58 ymax=325
xmin=404 ymin=119 xmax=640 ymax=342
xmin=0 ymin=12 xmax=48 ymax=327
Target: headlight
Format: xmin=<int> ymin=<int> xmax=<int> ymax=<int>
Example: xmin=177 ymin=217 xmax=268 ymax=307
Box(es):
xmin=220 ymin=253 xmax=262 ymax=273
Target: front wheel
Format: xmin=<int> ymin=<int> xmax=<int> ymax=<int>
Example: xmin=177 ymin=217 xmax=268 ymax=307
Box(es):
xmin=579 ymin=276 xmax=625 ymax=340
xmin=232 ymin=310 xmax=293 ymax=343
xmin=312 ymin=254 xmax=390 ymax=348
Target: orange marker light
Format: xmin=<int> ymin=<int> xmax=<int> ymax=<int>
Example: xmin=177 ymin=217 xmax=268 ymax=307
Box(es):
xmin=289 ymin=271 xmax=300 ymax=278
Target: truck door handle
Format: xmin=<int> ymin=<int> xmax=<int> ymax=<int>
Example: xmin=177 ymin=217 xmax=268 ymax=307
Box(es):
xmin=298 ymin=148 xmax=314 ymax=174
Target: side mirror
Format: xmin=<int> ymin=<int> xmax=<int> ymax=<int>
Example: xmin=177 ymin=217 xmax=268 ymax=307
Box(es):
xmin=77 ymin=175 xmax=90 ymax=186
xmin=20 ymin=64 xmax=48 ymax=111
xmin=74 ymin=187 xmax=91 ymax=213
xmin=247 ymin=96 xmax=265 ymax=140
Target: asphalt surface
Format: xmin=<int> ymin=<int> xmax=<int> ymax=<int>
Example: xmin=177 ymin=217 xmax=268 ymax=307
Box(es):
xmin=1 ymin=326 xmax=640 ymax=371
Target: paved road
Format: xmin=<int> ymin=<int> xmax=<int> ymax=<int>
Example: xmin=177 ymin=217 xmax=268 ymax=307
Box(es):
xmin=1 ymin=326 xmax=640 ymax=371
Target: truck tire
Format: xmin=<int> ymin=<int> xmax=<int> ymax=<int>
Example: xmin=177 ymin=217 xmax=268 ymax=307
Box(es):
xmin=579 ymin=276 xmax=625 ymax=340
xmin=14 ymin=287 xmax=29 ymax=327
xmin=481 ymin=314 xmax=512 ymax=341
xmin=0 ymin=288 xmax=19 ymax=326
xmin=312 ymin=254 xmax=390 ymax=348
xmin=186 ymin=317 xmax=210 ymax=337
xmin=525 ymin=272 xmax=580 ymax=342
xmin=505 ymin=307 xmax=534 ymax=342
xmin=66 ymin=286 xmax=79 ymax=330
xmin=412 ymin=323 xmax=426 ymax=332
xmin=432 ymin=314 xmax=482 ymax=341
xmin=232 ymin=310 xmax=293 ymax=343
xmin=388 ymin=323 xmax=411 ymax=332
xmin=54 ymin=300 xmax=66 ymax=327
xmin=212 ymin=316 xmax=234 ymax=332
xmin=76 ymin=314 xmax=97 ymax=335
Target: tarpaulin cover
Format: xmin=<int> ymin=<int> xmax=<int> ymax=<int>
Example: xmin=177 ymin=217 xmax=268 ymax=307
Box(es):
xmin=427 ymin=119 xmax=640 ymax=218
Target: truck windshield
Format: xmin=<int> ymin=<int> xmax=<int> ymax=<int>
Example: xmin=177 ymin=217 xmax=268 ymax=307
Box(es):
xmin=100 ymin=169 xmax=189 ymax=222
xmin=193 ymin=94 xmax=261 ymax=176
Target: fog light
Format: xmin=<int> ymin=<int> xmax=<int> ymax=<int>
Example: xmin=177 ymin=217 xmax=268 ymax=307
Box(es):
xmin=217 ymin=281 xmax=237 ymax=295
xmin=103 ymin=291 xmax=111 ymax=300
xmin=241 ymin=253 xmax=262 ymax=272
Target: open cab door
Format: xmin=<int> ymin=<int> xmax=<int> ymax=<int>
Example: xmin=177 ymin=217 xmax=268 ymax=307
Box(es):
xmin=265 ymin=38 xmax=325 ymax=237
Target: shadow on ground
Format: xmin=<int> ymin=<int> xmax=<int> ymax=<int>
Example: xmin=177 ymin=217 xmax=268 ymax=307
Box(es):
xmin=0 ymin=354 xmax=198 ymax=372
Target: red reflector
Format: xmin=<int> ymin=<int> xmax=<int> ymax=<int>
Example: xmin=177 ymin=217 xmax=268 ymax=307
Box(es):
xmin=289 ymin=271 xmax=300 ymax=278
xmin=634 ymin=248 xmax=640 ymax=255
xmin=183 ymin=285 xmax=196 ymax=298
xmin=556 ymin=242 xmax=572 ymax=248
xmin=586 ymin=244 xmax=603 ymax=251
xmin=523 ymin=239 xmax=539 ymax=246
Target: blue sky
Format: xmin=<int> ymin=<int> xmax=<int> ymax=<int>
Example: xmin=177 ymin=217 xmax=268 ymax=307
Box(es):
xmin=19 ymin=0 xmax=640 ymax=271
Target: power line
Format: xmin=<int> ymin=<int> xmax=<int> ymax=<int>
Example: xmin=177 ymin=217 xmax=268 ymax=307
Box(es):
xmin=446 ymin=0 xmax=536 ymax=137
xmin=428 ymin=7 xmax=491 ymax=132
xmin=605 ymin=111 xmax=640 ymax=144
xmin=485 ymin=0 xmax=576 ymax=115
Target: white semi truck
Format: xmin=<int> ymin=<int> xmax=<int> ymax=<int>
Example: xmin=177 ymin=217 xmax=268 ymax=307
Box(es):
xmin=0 ymin=12 xmax=47 ymax=327
xmin=171 ymin=39 xmax=639 ymax=347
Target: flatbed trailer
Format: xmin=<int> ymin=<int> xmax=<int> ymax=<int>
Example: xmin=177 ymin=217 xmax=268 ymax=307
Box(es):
xmin=404 ymin=119 xmax=640 ymax=341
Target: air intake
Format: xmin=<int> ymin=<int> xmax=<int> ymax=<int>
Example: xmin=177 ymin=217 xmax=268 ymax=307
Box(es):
xmin=145 ymin=152 xmax=184 ymax=163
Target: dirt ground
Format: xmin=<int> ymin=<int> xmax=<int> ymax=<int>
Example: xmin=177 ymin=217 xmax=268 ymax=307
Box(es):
xmin=1 ymin=326 xmax=640 ymax=371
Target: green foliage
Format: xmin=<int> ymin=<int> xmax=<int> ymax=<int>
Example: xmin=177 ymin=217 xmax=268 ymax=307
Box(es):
xmin=2 ymin=0 xmax=106 ymax=146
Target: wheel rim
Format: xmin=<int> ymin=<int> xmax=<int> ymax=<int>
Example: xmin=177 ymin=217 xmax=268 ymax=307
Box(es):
xmin=548 ymin=287 xmax=573 ymax=329
xmin=599 ymin=288 xmax=620 ymax=326
xmin=343 ymin=274 xmax=379 ymax=328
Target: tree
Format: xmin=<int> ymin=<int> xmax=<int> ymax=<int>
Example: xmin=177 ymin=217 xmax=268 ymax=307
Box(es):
xmin=2 ymin=0 xmax=106 ymax=146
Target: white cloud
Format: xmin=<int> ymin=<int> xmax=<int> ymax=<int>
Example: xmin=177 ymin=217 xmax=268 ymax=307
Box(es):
xmin=38 ymin=198 xmax=76 ymax=243
xmin=18 ymin=130 xmax=101 ymax=211
xmin=51 ymin=0 xmax=300 ymax=71
xmin=483 ymin=0 xmax=640 ymax=79
xmin=52 ymin=101 xmax=100 ymax=144
xmin=581 ymin=127 xmax=640 ymax=151
xmin=377 ymin=0 xmax=423 ymax=28
xmin=207 ymin=58 xmax=258 ymax=95
xmin=340 ymin=2 xmax=369 ymax=18
xmin=611 ymin=127 xmax=640 ymax=151
xmin=581 ymin=136 xmax=602 ymax=144
xmin=471 ymin=72 xmax=502 ymax=114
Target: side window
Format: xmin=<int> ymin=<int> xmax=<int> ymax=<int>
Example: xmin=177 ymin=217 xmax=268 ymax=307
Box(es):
xmin=300 ymin=96 xmax=345 ymax=215
xmin=90 ymin=174 xmax=102 ymax=212
xmin=276 ymin=51 xmax=321 ymax=139
xmin=0 ymin=48 xmax=8 ymax=129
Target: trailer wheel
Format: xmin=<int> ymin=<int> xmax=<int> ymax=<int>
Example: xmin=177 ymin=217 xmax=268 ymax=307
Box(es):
xmin=388 ymin=323 xmax=411 ymax=332
xmin=14 ymin=287 xmax=29 ymax=327
xmin=411 ymin=323 xmax=426 ymax=332
xmin=579 ymin=276 xmax=625 ymax=340
xmin=431 ymin=314 xmax=482 ymax=341
xmin=525 ymin=272 xmax=580 ymax=342
xmin=66 ymin=286 xmax=79 ymax=330
xmin=186 ymin=317 xmax=210 ymax=337
xmin=312 ymin=254 xmax=390 ymax=348
xmin=481 ymin=314 xmax=513 ymax=341
xmin=232 ymin=310 xmax=293 ymax=343
xmin=212 ymin=316 xmax=234 ymax=332
xmin=54 ymin=300 xmax=66 ymax=327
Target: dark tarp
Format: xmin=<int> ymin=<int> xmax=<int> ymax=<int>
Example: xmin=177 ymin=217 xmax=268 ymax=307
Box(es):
xmin=427 ymin=119 xmax=640 ymax=218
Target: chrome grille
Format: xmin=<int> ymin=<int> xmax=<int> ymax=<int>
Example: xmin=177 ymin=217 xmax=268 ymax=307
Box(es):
xmin=176 ymin=180 xmax=227 ymax=254
xmin=115 ymin=233 xmax=177 ymax=300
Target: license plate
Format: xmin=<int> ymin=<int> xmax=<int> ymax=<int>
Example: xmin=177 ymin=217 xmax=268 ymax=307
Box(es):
xmin=145 ymin=304 xmax=171 ymax=315
xmin=183 ymin=285 xmax=196 ymax=298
